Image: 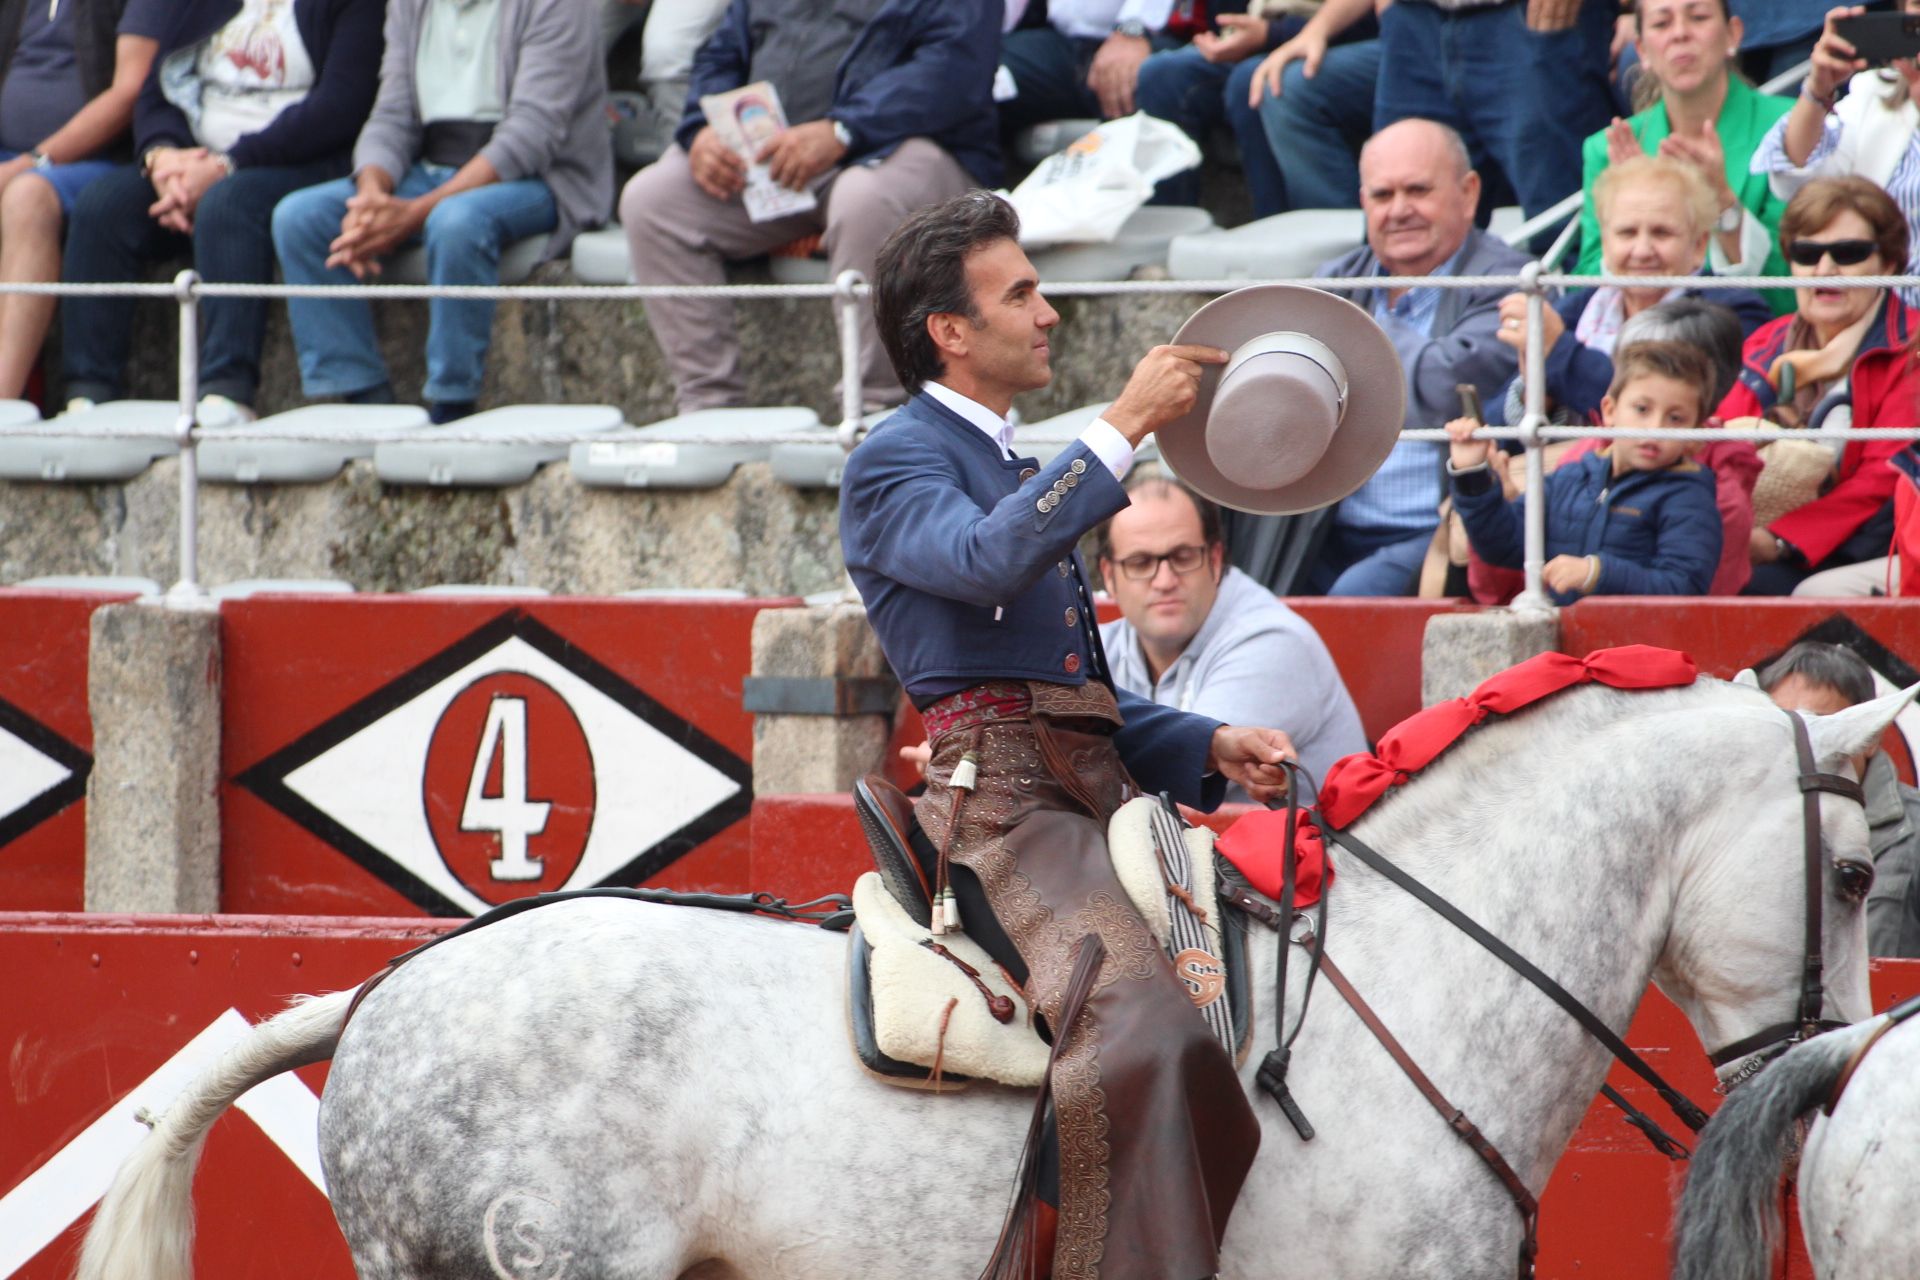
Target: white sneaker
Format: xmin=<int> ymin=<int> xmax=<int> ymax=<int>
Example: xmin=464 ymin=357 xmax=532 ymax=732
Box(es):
xmin=197 ymin=394 xmax=256 ymax=428
xmin=63 ymin=397 xmax=95 ymax=416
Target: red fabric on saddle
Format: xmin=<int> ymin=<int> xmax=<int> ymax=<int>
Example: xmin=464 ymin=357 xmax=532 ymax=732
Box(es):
xmin=1215 ymin=644 xmax=1699 ymax=906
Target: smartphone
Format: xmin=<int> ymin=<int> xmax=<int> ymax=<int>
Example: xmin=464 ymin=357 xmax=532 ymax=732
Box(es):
xmin=1456 ymin=383 xmax=1484 ymax=423
xmin=1835 ymin=12 xmax=1920 ymax=67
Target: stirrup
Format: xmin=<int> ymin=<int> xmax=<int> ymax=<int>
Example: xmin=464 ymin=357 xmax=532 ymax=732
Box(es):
xmin=853 ymin=774 xmax=933 ymax=927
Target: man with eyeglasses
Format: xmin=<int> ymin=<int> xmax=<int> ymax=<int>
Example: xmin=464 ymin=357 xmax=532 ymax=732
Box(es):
xmin=1098 ymin=476 xmax=1368 ymax=801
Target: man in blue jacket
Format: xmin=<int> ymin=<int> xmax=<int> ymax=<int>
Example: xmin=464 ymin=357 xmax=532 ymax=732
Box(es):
xmin=843 ymin=190 xmax=1293 ymax=1280
xmin=621 ymin=0 xmax=999 ymax=414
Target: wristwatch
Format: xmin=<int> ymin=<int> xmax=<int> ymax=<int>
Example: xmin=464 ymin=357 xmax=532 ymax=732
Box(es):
xmin=28 ymin=149 xmax=51 ymax=171
xmin=1773 ymin=533 xmax=1802 ymax=564
xmin=1715 ymin=202 xmax=1742 ymax=234
xmin=1114 ymin=18 xmax=1149 ymax=38
xmin=829 ymin=119 xmax=852 ymax=151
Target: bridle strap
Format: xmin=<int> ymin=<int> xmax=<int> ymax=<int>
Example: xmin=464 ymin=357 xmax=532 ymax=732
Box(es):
xmin=1321 ymin=823 xmax=1711 ymax=1133
xmin=1311 ymin=938 xmax=1540 ymax=1280
xmin=1708 ymin=714 xmax=1862 ymax=1069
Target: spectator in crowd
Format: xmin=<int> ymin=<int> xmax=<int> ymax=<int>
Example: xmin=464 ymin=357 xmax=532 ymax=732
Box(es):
xmin=1306 ymin=119 xmax=1526 ymax=595
xmin=1718 ymin=176 xmax=1915 ymax=593
xmin=1097 ymin=476 xmax=1369 ymax=798
xmin=607 ymin=0 xmax=729 ymax=170
xmin=1579 ymin=0 xmax=1795 ymax=302
xmin=1753 ymin=1 xmax=1920 ymax=306
xmin=58 ymin=0 xmax=384 ymax=424
xmin=1447 ymin=339 xmax=1725 ymax=602
xmin=996 ymin=2 xmax=1179 ymax=134
xmin=1468 ymin=296 xmax=1765 ymax=600
xmin=1244 ymin=0 xmax=1381 ymax=215
xmin=1759 ymin=639 xmax=1920 ymax=957
xmin=0 ymin=0 xmax=167 ymax=402
xmin=271 ymin=0 xmax=611 ymax=424
xmin=1373 ymin=0 xmax=1616 ymax=224
xmin=1495 ymin=155 xmax=1773 ymax=427
xmin=621 ymin=0 xmax=995 ymax=414
xmin=1130 ymin=3 xmax=1301 ymax=211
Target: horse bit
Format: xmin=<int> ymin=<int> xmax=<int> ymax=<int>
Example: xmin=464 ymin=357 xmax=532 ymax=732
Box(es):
xmin=1221 ymin=709 xmax=1865 ymax=1280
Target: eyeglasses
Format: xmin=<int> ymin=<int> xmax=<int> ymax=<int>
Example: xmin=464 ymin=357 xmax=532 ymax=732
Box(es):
xmin=1111 ymin=544 xmax=1210 ymax=580
xmin=1786 ymin=238 xmax=1879 ymax=268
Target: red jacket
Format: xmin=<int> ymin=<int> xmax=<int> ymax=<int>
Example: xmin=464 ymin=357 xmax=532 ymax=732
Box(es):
xmin=1716 ymin=296 xmax=1920 ymax=567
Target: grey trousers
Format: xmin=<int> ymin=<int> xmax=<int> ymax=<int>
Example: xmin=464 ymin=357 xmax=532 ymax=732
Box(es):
xmin=620 ymin=136 xmax=973 ymax=412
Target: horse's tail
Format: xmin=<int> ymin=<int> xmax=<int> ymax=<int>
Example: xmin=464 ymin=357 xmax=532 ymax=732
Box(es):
xmin=1672 ymin=1023 xmax=1872 ymax=1280
xmin=74 ymin=987 xmax=356 ymax=1280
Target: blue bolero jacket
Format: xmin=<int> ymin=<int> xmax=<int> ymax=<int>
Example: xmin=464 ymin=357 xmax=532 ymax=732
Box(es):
xmin=840 ymin=392 xmax=1226 ymax=810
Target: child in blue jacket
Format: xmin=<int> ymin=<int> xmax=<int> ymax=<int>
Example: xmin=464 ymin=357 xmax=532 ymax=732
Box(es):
xmin=1447 ymin=340 xmax=1723 ymax=604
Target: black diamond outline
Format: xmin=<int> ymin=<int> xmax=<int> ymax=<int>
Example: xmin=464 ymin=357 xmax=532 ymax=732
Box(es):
xmin=1752 ymin=612 xmax=1920 ymax=690
xmin=232 ymin=611 xmax=753 ymax=916
xmin=0 ymin=696 xmax=91 ymax=849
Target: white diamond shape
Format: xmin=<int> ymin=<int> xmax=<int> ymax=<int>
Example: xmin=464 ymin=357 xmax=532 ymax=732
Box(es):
xmin=0 ymin=721 xmax=73 ymax=825
xmin=282 ymin=635 xmax=742 ymax=915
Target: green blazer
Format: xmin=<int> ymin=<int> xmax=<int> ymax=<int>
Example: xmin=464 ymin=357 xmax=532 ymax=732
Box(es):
xmin=1575 ymin=76 xmax=1795 ymax=312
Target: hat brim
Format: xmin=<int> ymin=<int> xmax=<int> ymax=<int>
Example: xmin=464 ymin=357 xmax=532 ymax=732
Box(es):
xmin=1156 ymin=284 xmax=1407 ymax=516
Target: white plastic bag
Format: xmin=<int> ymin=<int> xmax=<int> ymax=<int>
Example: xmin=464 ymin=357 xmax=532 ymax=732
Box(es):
xmin=1004 ymin=113 xmax=1202 ymax=248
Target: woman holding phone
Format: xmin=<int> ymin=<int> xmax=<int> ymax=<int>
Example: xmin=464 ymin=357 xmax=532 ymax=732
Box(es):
xmin=1753 ymin=2 xmax=1920 ymax=302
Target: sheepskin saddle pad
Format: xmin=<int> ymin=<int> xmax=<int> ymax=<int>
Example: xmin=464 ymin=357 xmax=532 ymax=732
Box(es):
xmin=846 ymin=796 xmax=1251 ymax=1091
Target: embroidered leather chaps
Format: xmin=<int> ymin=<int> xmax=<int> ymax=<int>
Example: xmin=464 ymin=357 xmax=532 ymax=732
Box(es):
xmin=915 ymin=681 xmax=1259 ymax=1280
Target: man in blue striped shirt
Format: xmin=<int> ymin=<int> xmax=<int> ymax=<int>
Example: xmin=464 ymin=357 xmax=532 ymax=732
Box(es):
xmin=1310 ymin=118 xmax=1528 ymax=594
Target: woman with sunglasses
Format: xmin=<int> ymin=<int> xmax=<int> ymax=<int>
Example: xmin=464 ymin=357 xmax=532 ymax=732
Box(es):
xmin=1753 ymin=1 xmax=1920 ymax=306
xmin=1576 ymin=0 xmax=1794 ymax=304
xmin=1717 ymin=176 xmax=1917 ymax=593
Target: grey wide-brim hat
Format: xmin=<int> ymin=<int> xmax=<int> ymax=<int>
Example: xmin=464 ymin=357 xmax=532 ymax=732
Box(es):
xmin=1156 ymin=284 xmax=1407 ymax=516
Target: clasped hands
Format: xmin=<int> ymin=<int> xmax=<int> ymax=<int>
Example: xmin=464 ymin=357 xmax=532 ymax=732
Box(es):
xmin=144 ymin=147 xmax=232 ymax=233
xmin=326 ymin=174 xmax=424 ymax=280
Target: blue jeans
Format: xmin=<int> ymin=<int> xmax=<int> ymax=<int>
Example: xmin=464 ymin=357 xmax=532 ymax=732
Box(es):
xmin=1135 ymin=42 xmax=1295 ymax=213
xmin=1310 ymin=520 xmax=1434 ymax=596
xmin=1254 ymin=38 xmax=1381 ymax=213
xmin=272 ymin=163 xmax=558 ymax=403
xmin=1374 ymin=0 xmax=1613 ymax=223
xmin=62 ymin=159 xmax=346 ymax=405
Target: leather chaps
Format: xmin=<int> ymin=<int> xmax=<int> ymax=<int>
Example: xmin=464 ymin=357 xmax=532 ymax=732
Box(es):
xmin=915 ymin=681 xmax=1259 ymax=1280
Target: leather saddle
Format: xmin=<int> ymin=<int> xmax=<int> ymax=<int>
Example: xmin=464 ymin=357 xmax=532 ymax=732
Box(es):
xmin=847 ymin=774 xmax=1252 ymax=1089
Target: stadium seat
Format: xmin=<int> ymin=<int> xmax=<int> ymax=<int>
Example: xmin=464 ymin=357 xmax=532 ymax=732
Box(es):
xmin=1030 ymin=206 xmax=1214 ymax=281
xmin=1015 ymin=401 xmax=1157 ymax=471
xmin=1488 ymin=206 xmax=1526 ymax=243
xmin=1168 ymin=208 xmax=1364 ymax=281
xmin=570 ymin=227 xmax=633 ymax=285
xmin=616 ymin=587 xmax=752 ymax=598
xmin=209 ymin=579 xmax=357 ymax=598
xmin=199 ymin=404 xmax=430 ymax=484
xmin=767 ymin=407 xmax=895 ymax=490
xmin=375 ymin=404 xmax=624 ymax=487
xmin=410 ymin=583 xmax=551 ymax=596
xmin=570 ymin=405 xmax=825 ymax=489
xmin=386 ymin=235 xmax=551 ymax=286
xmin=14 ymin=574 xmax=161 ymax=595
xmin=1014 ymin=119 xmax=1101 ymax=166
xmin=0 ymin=400 xmax=178 ymax=482
xmin=0 ymin=399 xmax=39 ymax=427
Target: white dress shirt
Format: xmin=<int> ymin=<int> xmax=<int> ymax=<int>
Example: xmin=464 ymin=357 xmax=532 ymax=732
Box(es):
xmin=923 ymin=381 xmax=1134 ymax=479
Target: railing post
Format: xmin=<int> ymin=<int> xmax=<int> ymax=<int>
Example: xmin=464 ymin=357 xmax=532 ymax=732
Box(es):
xmin=1511 ymin=259 xmax=1553 ymax=611
xmin=833 ymin=269 xmax=866 ymax=451
xmin=167 ymin=269 xmax=205 ymax=601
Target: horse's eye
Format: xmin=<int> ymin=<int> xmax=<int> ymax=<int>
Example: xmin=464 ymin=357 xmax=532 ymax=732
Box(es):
xmin=1833 ymin=859 xmax=1874 ymax=904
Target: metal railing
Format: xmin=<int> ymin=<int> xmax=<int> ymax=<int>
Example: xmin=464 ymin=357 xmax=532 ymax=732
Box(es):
xmin=0 ymin=264 xmax=1915 ymax=608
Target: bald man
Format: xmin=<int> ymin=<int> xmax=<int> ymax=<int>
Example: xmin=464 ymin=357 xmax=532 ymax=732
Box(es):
xmin=1304 ymin=118 xmax=1528 ymax=596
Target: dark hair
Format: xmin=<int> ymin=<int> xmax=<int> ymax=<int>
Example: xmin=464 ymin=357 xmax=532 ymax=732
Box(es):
xmin=1096 ymin=475 xmax=1226 ymax=560
xmin=1617 ymin=298 xmax=1745 ymax=407
xmin=1779 ymin=176 xmax=1910 ymax=276
xmin=1757 ymin=641 xmax=1877 ymax=707
xmin=872 ymin=191 xmax=1022 ymax=396
xmin=1606 ymin=338 xmax=1721 ymax=421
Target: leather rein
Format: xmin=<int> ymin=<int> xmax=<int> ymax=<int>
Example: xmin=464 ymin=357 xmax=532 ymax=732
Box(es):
xmin=1230 ymin=709 xmax=1862 ymax=1279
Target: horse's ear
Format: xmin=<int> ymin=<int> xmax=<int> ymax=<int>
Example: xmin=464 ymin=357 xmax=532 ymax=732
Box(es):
xmin=1730 ymin=667 xmax=1761 ymax=689
xmin=1808 ymin=684 xmax=1920 ymax=765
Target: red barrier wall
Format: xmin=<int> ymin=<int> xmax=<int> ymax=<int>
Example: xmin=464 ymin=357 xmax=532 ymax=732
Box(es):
xmin=5 ymin=910 xmax=1915 ymax=1280
xmin=221 ymin=595 xmax=794 ymax=916
xmin=0 ymin=590 xmax=137 ymax=911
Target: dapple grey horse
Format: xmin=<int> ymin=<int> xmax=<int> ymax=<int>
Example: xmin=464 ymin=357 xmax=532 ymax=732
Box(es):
xmin=78 ymin=679 xmax=1910 ymax=1280
xmin=1674 ymin=1007 xmax=1920 ymax=1280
